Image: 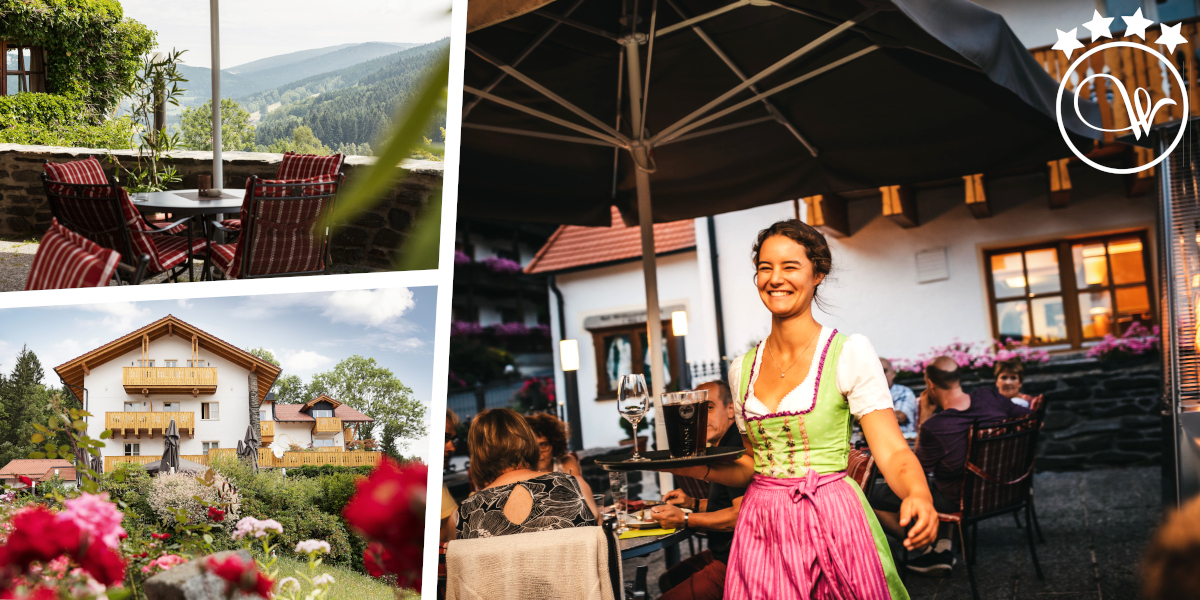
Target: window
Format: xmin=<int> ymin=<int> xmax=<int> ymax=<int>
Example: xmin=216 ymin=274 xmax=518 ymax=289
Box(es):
xmin=202 ymin=441 xmax=219 ymax=453
xmin=124 ymin=402 xmax=142 ymax=412
xmin=985 ymin=231 xmax=1154 ymax=348
xmin=164 ymin=360 xmax=178 ymax=367
xmin=311 ymin=409 xmax=334 ymax=418
xmin=2 ymin=43 xmax=45 ymax=95
xmin=259 ymin=409 xmax=270 ymax=421
xmin=313 ymin=439 xmax=336 ymax=448
xmin=201 ymin=402 xmax=219 ymax=420
xmin=124 ymin=443 xmax=140 ymax=456
xmin=162 ymin=402 xmax=179 ymax=412
xmin=590 ymin=322 xmax=678 ymax=398
xmin=137 ymin=360 xmax=154 ymax=367
xmin=188 ymin=360 xmax=206 ymax=367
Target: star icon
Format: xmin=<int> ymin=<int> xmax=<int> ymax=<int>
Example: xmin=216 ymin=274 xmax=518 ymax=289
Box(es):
xmin=1157 ymin=22 xmax=1188 ymax=55
xmin=1052 ymin=28 xmax=1085 ymax=59
xmin=1082 ymin=10 xmax=1114 ymax=42
xmin=1123 ymin=8 xmax=1154 ymax=40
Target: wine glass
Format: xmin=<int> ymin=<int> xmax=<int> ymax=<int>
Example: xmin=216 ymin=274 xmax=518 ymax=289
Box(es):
xmin=618 ymin=373 xmax=650 ymax=462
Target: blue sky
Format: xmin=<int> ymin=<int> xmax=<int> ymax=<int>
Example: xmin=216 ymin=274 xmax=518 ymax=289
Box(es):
xmin=0 ymin=287 xmax=439 ymax=458
xmin=119 ymin=0 xmax=452 ymax=69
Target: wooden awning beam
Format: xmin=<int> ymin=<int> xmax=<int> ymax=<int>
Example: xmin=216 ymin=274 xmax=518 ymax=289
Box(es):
xmin=1048 ymin=158 xmax=1072 ymax=209
xmin=803 ymin=194 xmax=849 ymax=238
xmin=880 ymin=184 xmax=918 ymax=228
xmin=964 ymin=173 xmax=990 ymax=219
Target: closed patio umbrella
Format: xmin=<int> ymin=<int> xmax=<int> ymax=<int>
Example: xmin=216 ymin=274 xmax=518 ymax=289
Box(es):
xmin=90 ymin=453 xmax=103 ymax=477
xmin=237 ymin=425 xmax=258 ymax=471
xmin=461 ymin=0 xmax=1101 ymax=457
xmin=162 ymin=420 xmax=181 ymax=474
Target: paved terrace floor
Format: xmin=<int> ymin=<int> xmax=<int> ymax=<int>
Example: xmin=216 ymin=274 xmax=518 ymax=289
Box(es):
xmin=0 ymin=240 xmax=381 ymax=291
xmin=623 ymin=466 xmax=1162 ymax=599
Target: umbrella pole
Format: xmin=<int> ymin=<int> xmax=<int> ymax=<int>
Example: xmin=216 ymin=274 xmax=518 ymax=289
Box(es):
xmin=210 ymin=0 xmax=222 ymax=188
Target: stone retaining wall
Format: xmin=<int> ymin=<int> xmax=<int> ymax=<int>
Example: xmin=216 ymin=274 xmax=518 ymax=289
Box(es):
xmin=0 ymin=144 xmax=443 ymax=269
xmin=896 ymin=355 xmax=1163 ymax=471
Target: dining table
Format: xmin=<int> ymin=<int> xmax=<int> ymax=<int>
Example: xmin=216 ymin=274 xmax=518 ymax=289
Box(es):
xmin=618 ymin=526 xmax=694 ymax=564
xmin=129 ymin=188 xmax=244 ymax=279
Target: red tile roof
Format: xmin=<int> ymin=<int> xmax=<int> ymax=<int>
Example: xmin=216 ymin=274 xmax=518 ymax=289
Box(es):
xmin=524 ymin=207 xmax=696 ymax=274
xmin=0 ymin=459 xmax=74 ymax=477
xmin=273 ymin=404 xmax=372 ymax=423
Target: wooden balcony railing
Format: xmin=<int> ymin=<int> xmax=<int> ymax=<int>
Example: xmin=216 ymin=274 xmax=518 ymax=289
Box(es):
xmin=105 ymin=449 xmax=383 ymax=472
xmin=105 ymin=412 xmax=195 ymax=438
xmin=260 ymin=421 xmax=275 ymax=440
xmin=122 ymin=367 xmax=218 ymax=396
xmin=313 ymin=417 xmax=342 ymax=434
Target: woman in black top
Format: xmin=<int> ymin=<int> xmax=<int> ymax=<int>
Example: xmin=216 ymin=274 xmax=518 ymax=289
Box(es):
xmin=457 ymin=408 xmax=599 ymax=539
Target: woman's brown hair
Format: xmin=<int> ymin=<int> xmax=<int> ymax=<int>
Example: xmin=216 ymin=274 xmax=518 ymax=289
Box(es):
xmin=525 ymin=413 xmax=570 ymax=459
xmin=751 ymin=219 xmax=834 ymax=309
xmin=468 ymin=408 xmax=540 ymax=489
xmin=993 ymin=359 xmax=1024 ymax=382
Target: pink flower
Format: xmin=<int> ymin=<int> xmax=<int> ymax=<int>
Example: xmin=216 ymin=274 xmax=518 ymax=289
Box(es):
xmin=142 ymin=554 xmax=185 ymax=574
xmin=58 ymin=493 xmax=126 ymax=550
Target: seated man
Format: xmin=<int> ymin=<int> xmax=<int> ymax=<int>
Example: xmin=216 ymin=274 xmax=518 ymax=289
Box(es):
xmin=649 ymin=380 xmax=745 ymax=600
xmin=881 ymin=357 xmax=918 ymax=435
xmin=869 ymin=356 xmax=1034 ymax=575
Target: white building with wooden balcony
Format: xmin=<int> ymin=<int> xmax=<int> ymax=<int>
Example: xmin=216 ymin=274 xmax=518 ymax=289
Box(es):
xmin=53 ymin=315 xmax=381 ymax=471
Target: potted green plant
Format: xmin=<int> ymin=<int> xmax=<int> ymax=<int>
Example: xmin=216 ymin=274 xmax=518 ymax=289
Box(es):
xmin=110 ymin=49 xmax=188 ymax=195
xmin=618 ymin=415 xmax=650 ymax=452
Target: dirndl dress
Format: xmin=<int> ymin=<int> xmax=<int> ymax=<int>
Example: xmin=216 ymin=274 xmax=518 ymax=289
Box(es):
xmin=724 ymin=330 xmax=908 ymax=600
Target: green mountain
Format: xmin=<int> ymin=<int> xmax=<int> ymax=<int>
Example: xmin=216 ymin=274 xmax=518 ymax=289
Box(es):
xmin=248 ymin=39 xmax=449 ymax=151
xmin=178 ymin=42 xmax=417 ymax=103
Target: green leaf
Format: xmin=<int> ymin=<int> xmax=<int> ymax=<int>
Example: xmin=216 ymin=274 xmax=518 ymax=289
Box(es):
xmin=203 ymin=533 xmax=213 ymax=544
xmin=59 ymin=445 xmax=71 ymax=455
xmin=29 ymin=452 xmax=46 ymax=459
xmin=31 ymin=433 xmax=44 ymax=444
xmin=72 ymin=419 xmax=87 ymax=431
xmin=48 ymin=416 xmax=58 ymax=429
xmin=33 ymin=424 xmax=49 ymax=433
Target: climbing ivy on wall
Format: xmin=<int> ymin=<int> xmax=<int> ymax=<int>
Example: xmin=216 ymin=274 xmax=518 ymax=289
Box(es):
xmin=0 ymin=0 xmax=154 ymax=117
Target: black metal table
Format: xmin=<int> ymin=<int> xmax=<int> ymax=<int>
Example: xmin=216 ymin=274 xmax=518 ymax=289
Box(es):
xmin=129 ymin=189 xmax=243 ymax=279
xmin=618 ymin=526 xmax=693 ymax=563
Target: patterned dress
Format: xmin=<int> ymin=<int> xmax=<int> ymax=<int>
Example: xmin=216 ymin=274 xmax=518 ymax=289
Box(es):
xmin=725 ymin=330 xmax=908 ymax=600
xmin=456 ymin=472 xmax=596 ymax=539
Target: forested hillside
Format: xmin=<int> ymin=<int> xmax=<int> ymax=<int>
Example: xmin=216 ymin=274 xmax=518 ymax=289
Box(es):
xmin=250 ymin=39 xmax=449 ymax=151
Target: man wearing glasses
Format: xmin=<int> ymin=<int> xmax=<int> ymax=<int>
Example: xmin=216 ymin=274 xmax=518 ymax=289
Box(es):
xmin=649 ymin=380 xmax=746 ymax=600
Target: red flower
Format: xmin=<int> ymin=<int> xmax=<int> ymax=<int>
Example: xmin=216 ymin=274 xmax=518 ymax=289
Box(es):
xmin=206 ymin=554 xmax=273 ymax=599
xmin=343 ymin=460 xmax=426 ymax=590
xmin=362 ymin=541 xmax=421 ymax=589
xmin=0 ymin=587 xmax=56 ymax=600
xmin=133 ymin=552 xmax=148 ymax=559
xmin=363 ymin=542 xmax=386 ymax=578
xmin=17 ymin=476 xmax=32 ymax=488
xmin=77 ymin=540 xmax=125 ymax=586
xmin=3 ymin=507 xmax=81 ymax=568
xmin=207 ymin=507 xmax=225 ymax=522
xmin=150 ymin=533 xmax=171 ymax=540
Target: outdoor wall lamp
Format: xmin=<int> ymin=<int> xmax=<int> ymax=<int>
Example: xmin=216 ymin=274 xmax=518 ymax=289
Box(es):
xmin=672 ymin=311 xmax=688 ymax=337
xmin=560 ymin=339 xmax=580 ymax=372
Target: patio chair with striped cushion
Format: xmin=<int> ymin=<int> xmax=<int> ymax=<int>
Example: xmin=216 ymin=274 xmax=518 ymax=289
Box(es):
xmin=218 ymin=152 xmax=344 ymax=233
xmin=205 ymin=173 xmax=344 ymax=279
xmin=24 ymin=218 xmax=149 ymax=289
xmin=42 ymin=157 xmax=206 ymax=283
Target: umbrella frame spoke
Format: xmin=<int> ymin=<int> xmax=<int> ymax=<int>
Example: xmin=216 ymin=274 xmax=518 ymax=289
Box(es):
xmin=657 ymin=115 xmax=776 ymax=145
xmin=533 ymin=9 xmax=620 ymax=41
xmin=464 ymin=85 xmax=628 ymax=147
xmin=653 ymin=7 xmax=878 ymax=143
xmin=654 ymin=0 xmax=750 ymax=38
xmin=462 ymin=122 xmax=617 ymax=146
xmin=655 ymin=44 xmax=879 ymax=146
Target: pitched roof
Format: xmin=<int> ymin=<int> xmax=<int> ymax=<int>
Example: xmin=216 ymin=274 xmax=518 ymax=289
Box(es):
xmin=0 ymin=459 xmax=74 ymax=477
xmin=54 ymin=315 xmax=282 ymax=404
xmin=524 ymin=206 xmax=696 ymax=274
xmin=303 ymin=394 xmax=342 ymax=410
xmin=273 ymin=403 xmax=372 ymax=423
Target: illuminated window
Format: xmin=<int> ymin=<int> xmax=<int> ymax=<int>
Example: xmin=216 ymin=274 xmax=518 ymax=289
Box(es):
xmin=589 ymin=322 xmax=679 ymax=398
xmin=985 ymin=231 xmax=1154 ymax=348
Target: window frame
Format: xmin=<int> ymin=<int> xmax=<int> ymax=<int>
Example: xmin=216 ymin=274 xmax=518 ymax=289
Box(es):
xmin=983 ymin=229 xmax=1155 ymax=349
xmin=1 ymin=42 xmax=46 ymax=95
xmin=201 ymin=441 xmax=219 ymax=453
xmin=311 ymin=409 xmax=334 ymax=419
xmin=124 ymin=443 xmax=140 ymax=456
xmin=590 ymin=320 xmax=679 ymax=400
xmin=201 ymin=402 xmax=219 ymax=420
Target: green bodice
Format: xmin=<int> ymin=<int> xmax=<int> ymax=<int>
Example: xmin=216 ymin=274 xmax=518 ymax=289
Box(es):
xmin=737 ymin=332 xmax=853 ymax=479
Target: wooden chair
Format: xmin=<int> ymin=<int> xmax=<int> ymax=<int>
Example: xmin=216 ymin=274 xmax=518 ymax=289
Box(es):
xmin=42 ymin=158 xmax=202 ymax=283
xmin=205 ymin=173 xmax=344 ymax=279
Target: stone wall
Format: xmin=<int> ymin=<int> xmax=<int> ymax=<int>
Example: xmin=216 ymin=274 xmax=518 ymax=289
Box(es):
xmin=0 ymin=144 xmax=443 ymax=269
xmin=896 ymin=355 xmax=1163 ymax=471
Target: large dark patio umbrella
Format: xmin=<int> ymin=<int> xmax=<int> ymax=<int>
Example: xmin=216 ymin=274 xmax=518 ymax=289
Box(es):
xmin=461 ymin=0 xmax=1101 ymax=455
xmin=237 ymin=426 xmax=258 ymax=471
xmin=162 ymin=420 xmax=181 ymax=474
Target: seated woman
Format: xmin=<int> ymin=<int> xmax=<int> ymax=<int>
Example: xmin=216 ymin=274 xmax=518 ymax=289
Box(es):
xmin=995 ymin=359 xmax=1035 ymax=408
xmin=457 ymin=408 xmax=599 ymax=539
xmin=525 ymin=413 xmax=582 ymax=477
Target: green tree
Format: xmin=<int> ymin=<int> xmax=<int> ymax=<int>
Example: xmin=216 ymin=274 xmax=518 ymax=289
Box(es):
xmin=265 ymin=125 xmax=332 ymax=155
xmin=245 ymin=348 xmax=305 ymax=403
xmin=181 ymin=98 xmax=257 ymax=151
xmin=305 ymin=356 xmax=426 ymax=455
xmin=0 ymin=346 xmax=71 ymax=467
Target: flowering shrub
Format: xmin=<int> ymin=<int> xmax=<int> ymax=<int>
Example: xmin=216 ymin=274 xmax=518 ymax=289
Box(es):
xmin=891 ymin=338 xmax=1051 ymax=374
xmin=450 ymin=320 xmax=485 ymax=337
xmin=343 ymin=459 xmax=427 ymax=590
xmin=141 ymin=553 xmax=184 ymax=575
xmin=0 ymin=500 xmax=127 ymax=596
xmin=1087 ymin=322 xmax=1160 ymax=361
xmin=206 ymin=553 xmax=273 ymax=598
xmin=481 ymin=256 xmax=523 ymax=274
xmin=454 ymin=250 xmax=472 ymax=265
xmin=148 ymin=473 xmax=219 ymax=523
xmin=513 ymin=377 xmax=556 ymax=412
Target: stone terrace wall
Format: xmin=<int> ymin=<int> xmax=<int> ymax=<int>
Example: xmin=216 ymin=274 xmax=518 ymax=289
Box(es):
xmin=896 ymin=355 xmax=1163 ymax=471
xmin=0 ymin=144 xmax=443 ymax=269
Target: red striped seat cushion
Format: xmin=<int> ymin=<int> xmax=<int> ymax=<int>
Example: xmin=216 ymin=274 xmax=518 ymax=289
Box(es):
xmin=276 ymin=152 xmax=343 ymax=179
xmin=210 ymin=174 xmax=337 ymax=279
xmin=44 ymin=158 xmax=197 ymax=273
xmin=25 ymin=218 xmax=120 ymax=290
xmin=219 ymin=218 xmax=242 ymax=231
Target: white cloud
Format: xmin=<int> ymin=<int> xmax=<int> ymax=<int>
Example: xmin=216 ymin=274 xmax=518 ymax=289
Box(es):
xmin=75 ymin=302 xmax=154 ymax=333
xmin=278 ymin=349 xmax=334 ymax=377
xmin=321 ymin=288 xmax=415 ymax=327
xmin=177 ymin=299 xmax=194 ymax=309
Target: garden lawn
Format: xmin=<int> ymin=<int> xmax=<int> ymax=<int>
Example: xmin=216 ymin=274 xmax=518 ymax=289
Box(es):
xmin=271 ymin=554 xmax=418 ymax=600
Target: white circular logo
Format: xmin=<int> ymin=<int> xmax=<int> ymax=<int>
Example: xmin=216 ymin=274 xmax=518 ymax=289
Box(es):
xmin=1056 ymin=41 xmax=1188 ymax=175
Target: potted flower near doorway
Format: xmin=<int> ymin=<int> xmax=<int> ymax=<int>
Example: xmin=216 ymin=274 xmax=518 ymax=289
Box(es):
xmin=619 ymin=416 xmax=650 ymax=453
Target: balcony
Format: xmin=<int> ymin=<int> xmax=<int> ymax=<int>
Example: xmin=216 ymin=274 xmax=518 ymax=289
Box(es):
xmin=106 ymin=411 xmax=195 ymax=438
xmin=260 ymin=421 xmax=275 ymax=443
xmin=105 ymin=448 xmax=383 ymax=471
xmin=313 ymin=417 xmax=342 ymax=435
xmin=105 ymin=454 xmax=206 ymax=472
xmin=122 ymin=367 xmax=217 ymax=397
